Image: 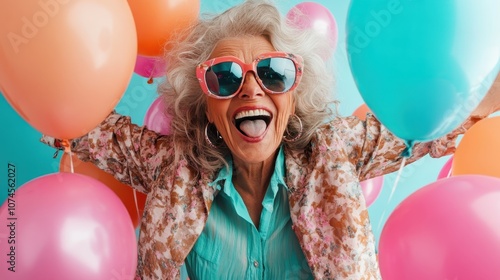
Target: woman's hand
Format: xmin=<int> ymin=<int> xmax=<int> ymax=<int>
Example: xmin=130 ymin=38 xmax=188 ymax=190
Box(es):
xmin=472 ymin=72 xmax=500 ymax=117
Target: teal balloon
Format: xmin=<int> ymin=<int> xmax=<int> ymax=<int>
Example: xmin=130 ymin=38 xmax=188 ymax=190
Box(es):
xmin=346 ymin=0 xmax=500 ymax=143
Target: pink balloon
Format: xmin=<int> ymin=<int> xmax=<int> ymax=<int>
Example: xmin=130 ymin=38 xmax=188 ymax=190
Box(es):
xmin=437 ymin=156 xmax=453 ymax=180
xmin=0 ymin=173 xmax=137 ymax=280
xmin=360 ymin=175 xmax=384 ymax=207
xmin=134 ymin=55 xmax=166 ymax=79
xmin=286 ymin=2 xmax=338 ymax=57
xmin=144 ymin=97 xmax=172 ymax=135
xmin=379 ymin=175 xmax=500 ymax=280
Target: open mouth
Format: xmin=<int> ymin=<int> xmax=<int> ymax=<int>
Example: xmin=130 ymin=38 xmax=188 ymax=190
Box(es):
xmin=234 ymin=109 xmax=272 ymax=138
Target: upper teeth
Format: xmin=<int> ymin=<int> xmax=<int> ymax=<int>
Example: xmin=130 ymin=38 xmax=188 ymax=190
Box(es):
xmin=235 ymin=109 xmax=271 ymax=120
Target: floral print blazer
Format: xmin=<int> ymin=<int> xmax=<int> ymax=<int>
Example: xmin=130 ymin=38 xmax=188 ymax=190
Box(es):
xmin=56 ymin=112 xmax=475 ymax=280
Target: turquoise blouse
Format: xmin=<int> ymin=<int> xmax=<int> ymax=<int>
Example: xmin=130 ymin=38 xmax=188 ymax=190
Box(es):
xmin=185 ymin=146 xmax=313 ymax=279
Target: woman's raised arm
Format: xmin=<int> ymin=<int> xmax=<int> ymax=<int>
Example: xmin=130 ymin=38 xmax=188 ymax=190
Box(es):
xmin=42 ymin=111 xmax=175 ymax=194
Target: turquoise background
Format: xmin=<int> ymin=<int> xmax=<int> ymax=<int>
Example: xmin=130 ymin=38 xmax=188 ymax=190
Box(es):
xmin=1 ymin=0 xmax=483 ymax=247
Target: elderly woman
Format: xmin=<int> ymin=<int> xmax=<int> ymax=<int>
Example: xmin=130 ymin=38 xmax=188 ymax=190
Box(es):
xmin=44 ymin=0 xmax=499 ymax=279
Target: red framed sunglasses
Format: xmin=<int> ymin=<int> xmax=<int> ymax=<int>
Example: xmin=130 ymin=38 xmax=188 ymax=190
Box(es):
xmin=196 ymin=52 xmax=304 ymax=99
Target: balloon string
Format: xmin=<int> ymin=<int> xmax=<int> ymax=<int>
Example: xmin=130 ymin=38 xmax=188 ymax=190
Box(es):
xmin=384 ymin=140 xmax=411 ymax=210
xmin=388 ymin=156 xmax=406 ymax=203
xmin=376 ymin=156 xmax=407 ymax=233
xmin=133 ymin=189 xmax=140 ymax=225
xmin=61 ymin=139 xmax=74 ymax=173
xmin=446 ymin=160 xmax=452 ymax=178
xmin=68 ymin=150 xmax=74 ymax=173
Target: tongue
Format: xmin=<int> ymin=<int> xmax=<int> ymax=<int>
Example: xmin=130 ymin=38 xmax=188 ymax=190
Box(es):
xmin=239 ymin=119 xmax=267 ymax=137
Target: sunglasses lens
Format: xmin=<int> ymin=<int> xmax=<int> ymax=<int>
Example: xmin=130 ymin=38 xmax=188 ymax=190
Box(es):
xmin=257 ymin=57 xmax=296 ymax=93
xmin=206 ymin=62 xmax=243 ymax=97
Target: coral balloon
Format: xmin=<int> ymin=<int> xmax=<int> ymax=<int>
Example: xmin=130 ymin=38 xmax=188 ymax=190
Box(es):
xmin=379 ymin=175 xmax=500 ymax=280
xmin=128 ymin=0 xmax=200 ymax=56
xmin=0 ymin=173 xmax=137 ymax=280
xmin=144 ymin=97 xmax=172 ymax=136
xmin=0 ymin=0 xmax=137 ymax=139
xmin=60 ymin=153 xmax=147 ymax=228
xmin=352 ymin=104 xmax=371 ymax=120
xmin=134 ymin=55 xmax=166 ymax=80
xmin=453 ymin=116 xmax=500 ymax=178
xmin=437 ymin=156 xmax=453 ymax=180
xmin=360 ymin=176 xmax=383 ymax=207
xmin=346 ymin=0 xmax=500 ymax=143
xmin=286 ymin=2 xmax=338 ymax=58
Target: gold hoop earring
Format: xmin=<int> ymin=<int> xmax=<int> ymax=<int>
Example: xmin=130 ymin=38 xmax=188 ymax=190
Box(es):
xmin=283 ymin=114 xmax=303 ymax=143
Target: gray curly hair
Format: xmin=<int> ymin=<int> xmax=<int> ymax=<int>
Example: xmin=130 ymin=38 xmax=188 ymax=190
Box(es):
xmin=158 ymin=0 xmax=337 ymax=174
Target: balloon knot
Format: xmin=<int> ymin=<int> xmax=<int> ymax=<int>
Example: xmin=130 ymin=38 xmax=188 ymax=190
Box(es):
xmin=401 ymin=140 xmax=414 ymax=158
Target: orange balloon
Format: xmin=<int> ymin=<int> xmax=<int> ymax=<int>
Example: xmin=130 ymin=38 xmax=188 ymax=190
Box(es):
xmin=452 ymin=116 xmax=500 ymax=178
xmin=128 ymin=0 xmax=200 ymax=56
xmin=0 ymin=0 xmax=137 ymax=139
xmin=352 ymin=104 xmax=371 ymax=120
xmin=60 ymin=153 xmax=147 ymax=228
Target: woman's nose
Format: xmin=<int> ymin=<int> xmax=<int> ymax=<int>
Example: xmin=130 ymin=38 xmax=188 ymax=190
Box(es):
xmin=237 ymin=72 xmax=264 ymax=99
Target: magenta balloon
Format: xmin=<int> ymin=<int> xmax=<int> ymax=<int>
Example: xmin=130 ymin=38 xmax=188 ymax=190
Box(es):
xmin=286 ymin=2 xmax=338 ymax=55
xmin=379 ymin=175 xmax=500 ymax=280
xmin=0 ymin=173 xmax=137 ymax=280
xmin=134 ymin=55 xmax=166 ymax=79
xmin=437 ymin=156 xmax=453 ymax=180
xmin=144 ymin=97 xmax=172 ymax=135
xmin=360 ymin=175 xmax=383 ymax=207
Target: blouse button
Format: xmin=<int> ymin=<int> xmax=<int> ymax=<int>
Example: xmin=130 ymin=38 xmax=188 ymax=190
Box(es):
xmin=253 ymin=261 xmax=259 ymax=268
